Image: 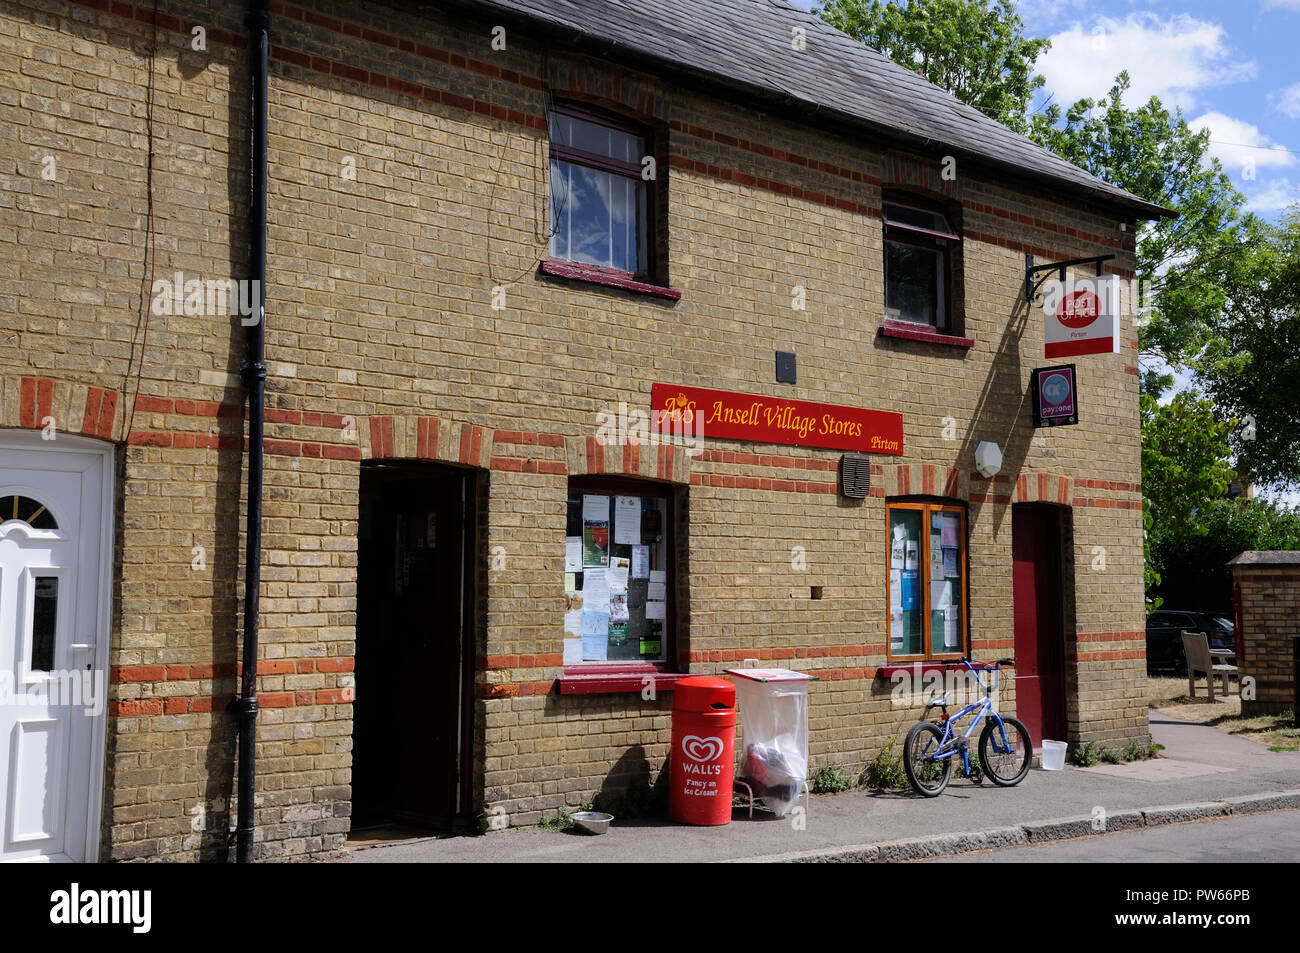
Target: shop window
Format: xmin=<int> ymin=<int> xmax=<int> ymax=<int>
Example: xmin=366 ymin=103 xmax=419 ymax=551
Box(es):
xmin=883 ymin=198 xmax=959 ymax=331
xmin=565 ymin=478 xmax=673 ymax=666
xmin=548 ymin=103 xmax=653 ymax=280
xmin=887 ymin=501 xmax=966 ymax=660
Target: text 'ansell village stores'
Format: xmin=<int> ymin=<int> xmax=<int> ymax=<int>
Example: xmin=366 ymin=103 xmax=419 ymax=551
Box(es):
xmin=651 ymin=383 xmax=904 ymax=454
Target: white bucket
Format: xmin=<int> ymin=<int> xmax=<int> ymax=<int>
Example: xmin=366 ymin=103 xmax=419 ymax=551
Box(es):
xmin=1041 ymin=740 xmax=1067 ymax=771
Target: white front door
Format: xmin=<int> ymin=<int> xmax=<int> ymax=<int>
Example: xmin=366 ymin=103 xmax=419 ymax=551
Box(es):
xmin=0 ymin=436 xmax=111 ymax=862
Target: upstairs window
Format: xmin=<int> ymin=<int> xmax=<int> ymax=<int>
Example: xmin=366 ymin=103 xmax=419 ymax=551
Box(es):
xmin=548 ymin=104 xmax=652 ymax=279
xmin=883 ymin=199 xmax=959 ymax=331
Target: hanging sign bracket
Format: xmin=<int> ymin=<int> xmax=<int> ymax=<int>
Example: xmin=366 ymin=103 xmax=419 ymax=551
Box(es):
xmin=1025 ymin=253 xmax=1115 ymax=305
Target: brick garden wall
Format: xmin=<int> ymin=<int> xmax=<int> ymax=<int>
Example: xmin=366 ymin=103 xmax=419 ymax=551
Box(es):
xmin=1231 ymin=555 xmax=1300 ymax=716
xmin=1 ymin=0 xmax=1148 ymax=858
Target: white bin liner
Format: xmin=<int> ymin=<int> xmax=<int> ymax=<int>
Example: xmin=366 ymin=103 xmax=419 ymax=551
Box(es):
xmin=734 ymin=678 xmax=809 ymax=818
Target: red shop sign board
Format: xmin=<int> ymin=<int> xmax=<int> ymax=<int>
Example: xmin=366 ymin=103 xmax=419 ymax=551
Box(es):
xmin=651 ymin=383 xmax=904 ymax=455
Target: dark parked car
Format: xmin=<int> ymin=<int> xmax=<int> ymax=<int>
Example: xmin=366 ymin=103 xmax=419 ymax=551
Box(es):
xmin=1146 ymin=610 xmax=1234 ymax=674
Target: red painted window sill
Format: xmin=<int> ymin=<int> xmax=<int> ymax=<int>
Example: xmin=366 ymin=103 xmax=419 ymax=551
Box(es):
xmin=557 ymin=666 xmax=691 ymax=695
xmin=539 ymin=259 xmax=682 ymax=301
xmin=880 ymin=319 xmax=973 ymax=348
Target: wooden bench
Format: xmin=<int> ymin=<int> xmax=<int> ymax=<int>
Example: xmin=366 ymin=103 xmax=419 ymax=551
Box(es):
xmin=1181 ymin=631 xmax=1238 ymax=701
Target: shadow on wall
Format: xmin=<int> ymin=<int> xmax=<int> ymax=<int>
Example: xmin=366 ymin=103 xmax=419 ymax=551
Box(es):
xmin=959 ymin=296 xmax=1034 ymax=537
xmin=592 ymin=745 xmax=669 ymax=819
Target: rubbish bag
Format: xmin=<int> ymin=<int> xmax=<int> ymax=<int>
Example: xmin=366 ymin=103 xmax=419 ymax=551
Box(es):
xmin=734 ymin=680 xmax=809 ymax=817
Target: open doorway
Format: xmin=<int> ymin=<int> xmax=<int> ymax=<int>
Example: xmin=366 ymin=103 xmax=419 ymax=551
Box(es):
xmin=1011 ymin=503 xmax=1068 ymax=749
xmin=351 ymin=461 xmax=478 ymax=836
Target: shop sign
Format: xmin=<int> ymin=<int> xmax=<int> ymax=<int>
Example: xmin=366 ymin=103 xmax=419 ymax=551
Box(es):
xmin=1030 ymin=365 xmax=1079 ymax=428
xmin=651 ymin=383 xmax=903 ymax=454
xmin=1042 ymin=275 xmax=1121 ymax=358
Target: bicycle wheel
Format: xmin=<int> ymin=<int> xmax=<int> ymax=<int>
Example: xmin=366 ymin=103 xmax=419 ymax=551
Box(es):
xmin=903 ymin=721 xmax=952 ymax=797
xmin=979 ymin=716 xmax=1032 ymax=786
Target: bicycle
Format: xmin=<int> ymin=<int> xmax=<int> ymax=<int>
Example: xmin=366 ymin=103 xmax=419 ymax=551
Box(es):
xmin=902 ymin=657 xmax=1032 ymax=797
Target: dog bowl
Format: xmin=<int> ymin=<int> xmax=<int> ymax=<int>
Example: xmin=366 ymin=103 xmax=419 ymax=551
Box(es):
xmin=571 ymin=811 xmax=614 ymax=835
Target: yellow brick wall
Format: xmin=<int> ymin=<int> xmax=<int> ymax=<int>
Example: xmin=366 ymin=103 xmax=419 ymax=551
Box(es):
xmin=0 ymin=0 xmax=1148 ymax=857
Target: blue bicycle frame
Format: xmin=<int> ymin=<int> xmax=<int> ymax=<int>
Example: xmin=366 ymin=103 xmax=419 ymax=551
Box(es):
xmin=925 ymin=658 xmax=1014 ymax=775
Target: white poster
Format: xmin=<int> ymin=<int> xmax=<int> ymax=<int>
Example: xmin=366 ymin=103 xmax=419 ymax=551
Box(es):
xmin=645 ymin=600 xmax=666 ymax=620
xmin=565 ymin=536 xmax=583 ymax=572
xmin=631 ymin=545 xmax=649 ymax=578
xmin=582 ymin=494 xmax=610 ymax=522
xmin=614 ymin=495 xmax=641 ymax=545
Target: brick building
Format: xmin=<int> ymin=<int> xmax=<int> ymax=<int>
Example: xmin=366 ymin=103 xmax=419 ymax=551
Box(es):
xmin=1230 ymin=552 xmax=1300 ymax=717
xmin=0 ymin=0 xmax=1167 ymax=861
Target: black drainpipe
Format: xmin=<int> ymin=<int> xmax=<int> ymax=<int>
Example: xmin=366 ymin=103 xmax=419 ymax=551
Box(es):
xmin=235 ymin=0 xmax=269 ymax=864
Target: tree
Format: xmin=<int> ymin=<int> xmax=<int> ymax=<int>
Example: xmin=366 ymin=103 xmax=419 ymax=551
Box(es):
xmin=1192 ymin=208 xmax=1300 ymax=489
xmin=1029 ymin=73 xmax=1252 ymax=376
xmin=1140 ymin=391 xmax=1236 ymax=533
xmin=814 ymin=0 xmax=1049 ymax=133
xmin=1151 ymin=498 xmax=1300 ymax=612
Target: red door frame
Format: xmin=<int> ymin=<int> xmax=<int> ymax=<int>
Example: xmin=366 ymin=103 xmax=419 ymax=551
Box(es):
xmin=1011 ymin=503 xmax=1068 ymax=748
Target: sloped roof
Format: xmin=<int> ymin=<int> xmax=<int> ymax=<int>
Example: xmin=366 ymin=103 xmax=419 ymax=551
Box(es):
xmin=454 ymin=0 xmax=1173 ymax=219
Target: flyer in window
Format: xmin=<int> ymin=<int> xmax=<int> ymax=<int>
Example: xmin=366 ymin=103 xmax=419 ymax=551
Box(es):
xmin=941 ymin=514 xmax=959 ymax=547
xmin=565 ymin=536 xmax=583 ymax=572
xmin=944 ymin=606 xmax=959 ymax=648
xmin=608 ymin=621 xmax=628 ymax=647
xmin=582 ymin=568 xmax=610 ymax=606
xmin=904 ymin=540 xmax=919 ymax=571
xmin=930 ymin=534 xmax=943 ymax=575
xmin=582 ymin=494 xmax=610 ymax=523
xmin=890 ymin=536 xmax=905 ymax=569
xmin=645 ymin=600 xmax=666 ymax=620
xmin=647 ymin=580 xmax=666 ymax=602
xmin=610 ymin=592 xmax=629 ymax=624
xmin=631 ymin=545 xmax=649 ymax=578
xmin=563 ymin=637 xmax=583 ymax=665
xmin=582 ymin=632 xmax=608 ymax=662
xmin=607 ymin=556 xmax=630 ymax=593
xmin=900 ymin=570 xmax=918 ymax=610
xmin=614 ymin=495 xmax=641 ymax=545
xmin=930 ymin=579 xmax=953 ymax=609
xmin=943 ymin=546 xmax=959 ymax=577
xmin=889 ymin=569 xmax=902 ymax=609
xmin=582 ymin=519 xmax=610 ymax=567
xmin=890 ymin=614 xmax=904 ymax=649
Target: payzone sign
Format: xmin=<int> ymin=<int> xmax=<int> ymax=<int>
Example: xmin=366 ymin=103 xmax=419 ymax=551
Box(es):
xmin=1042 ymin=275 xmax=1121 ymax=358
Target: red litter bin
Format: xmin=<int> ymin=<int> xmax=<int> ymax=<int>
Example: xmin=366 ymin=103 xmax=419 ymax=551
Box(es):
xmin=668 ymin=676 xmax=737 ymax=825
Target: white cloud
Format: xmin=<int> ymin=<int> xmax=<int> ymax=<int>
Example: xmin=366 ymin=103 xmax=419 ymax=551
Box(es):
xmin=1271 ymin=81 xmax=1300 ymax=119
xmin=1188 ymin=113 xmax=1297 ymax=179
xmin=1261 ymin=1 xmax=1300 ymax=11
xmin=1038 ymin=14 xmax=1256 ymax=110
xmin=1242 ymin=177 xmax=1299 ymax=214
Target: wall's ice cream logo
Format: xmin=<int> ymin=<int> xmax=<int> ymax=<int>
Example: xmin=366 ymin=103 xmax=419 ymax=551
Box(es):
xmin=681 ymin=738 xmax=722 ymax=764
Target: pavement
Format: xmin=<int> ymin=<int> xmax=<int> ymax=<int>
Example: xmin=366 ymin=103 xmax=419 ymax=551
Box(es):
xmin=341 ymin=710 xmax=1300 ymax=863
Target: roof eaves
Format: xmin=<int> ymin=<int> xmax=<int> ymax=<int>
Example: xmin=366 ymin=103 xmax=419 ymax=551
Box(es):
xmin=440 ymin=0 xmax=1177 ymax=221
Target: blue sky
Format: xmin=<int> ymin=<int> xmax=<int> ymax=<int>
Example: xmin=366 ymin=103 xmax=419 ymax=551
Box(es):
xmin=791 ymin=0 xmax=1300 ymax=219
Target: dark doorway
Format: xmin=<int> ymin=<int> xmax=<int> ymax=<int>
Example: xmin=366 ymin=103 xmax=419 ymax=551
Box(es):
xmin=352 ymin=461 xmax=477 ymax=831
xmin=1011 ymin=503 xmax=1067 ymax=749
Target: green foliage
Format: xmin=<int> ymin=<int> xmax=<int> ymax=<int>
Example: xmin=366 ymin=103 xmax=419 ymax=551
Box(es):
xmin=811 ymin=761 xmax=856 ymax=793
xmin=1068 ymin=741 xmax=1101 ymax=767
xmin=1192 ymin=209 xmax=1300 ymax=489
xmin=1141 ymin=391 xmax=1236 ymax=531
xmin=1150 ymin=497 xmax=1300 ymax=612
xmin=1029 ymin=73 xmax=1252 ymax=372
xmin=537 ymin=807 xmax=575 ymax=832
xmin=815 ymin=0 xmax=1049 ymax=133
xmin=862 ymin=734 xmax=909 ymax=789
